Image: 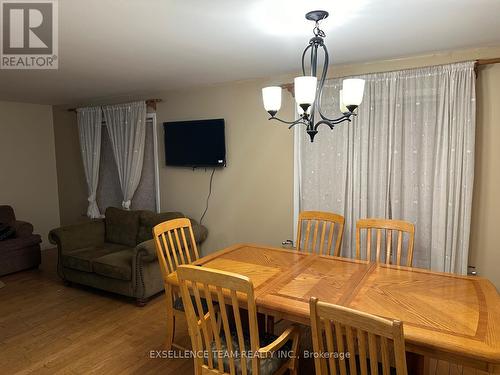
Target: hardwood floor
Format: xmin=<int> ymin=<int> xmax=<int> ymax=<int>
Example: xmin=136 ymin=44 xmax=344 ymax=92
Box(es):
xmin=0 ymin=249 xmax=192 ymax=375
xmin=0 ymin=249 xmax=490 ymax=374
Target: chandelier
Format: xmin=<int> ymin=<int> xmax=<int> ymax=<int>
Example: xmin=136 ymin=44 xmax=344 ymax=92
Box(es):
xmin=262 ymin=10 xmax=365 ymax=142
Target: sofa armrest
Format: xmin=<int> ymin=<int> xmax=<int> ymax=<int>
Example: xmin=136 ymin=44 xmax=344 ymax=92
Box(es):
xmin=188 ymin=218 xmax=208 ymax=245
xmin=13 ymin=220 xmax=34 ymax=238
xmin=134 ymin=239 xmax=157 ymax=263
xmin=134 ymin=218 xmax=207 ymax=264
xmin=49 ymin=219 xmax=105 ymax=253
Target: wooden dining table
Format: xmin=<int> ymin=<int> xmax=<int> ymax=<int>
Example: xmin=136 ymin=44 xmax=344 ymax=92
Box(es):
xmin=166 ymin=243 xmax=500 ymax=374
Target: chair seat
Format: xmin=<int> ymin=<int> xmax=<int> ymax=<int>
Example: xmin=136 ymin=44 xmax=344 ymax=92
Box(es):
xmin=173 ymin=295 xmax=211 ymax=314
xmin=346 ymin=356 xmax=397 ymax=375
xmin=211 ymin=331 xmax=292 ymax=375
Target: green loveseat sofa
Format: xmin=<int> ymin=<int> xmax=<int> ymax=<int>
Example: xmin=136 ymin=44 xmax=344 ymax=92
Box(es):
xmin=48 ymin=207 xmax=208 ymax=305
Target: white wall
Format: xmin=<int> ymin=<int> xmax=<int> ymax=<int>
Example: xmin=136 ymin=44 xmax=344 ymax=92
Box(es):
xmin=0 ymin=101 xmax=60 ymax=248
xmin=469 ymin=63 xmax=500 ymax=288
xmin=155 ymin=79 xmax=296 ymax=254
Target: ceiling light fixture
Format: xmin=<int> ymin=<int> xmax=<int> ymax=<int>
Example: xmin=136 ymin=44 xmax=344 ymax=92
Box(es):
xmin=262 ymin=10 xmax=365 ymax=142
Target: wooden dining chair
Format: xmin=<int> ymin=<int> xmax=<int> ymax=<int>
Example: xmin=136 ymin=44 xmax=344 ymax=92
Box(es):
xmin=263 ymin=210 xmax=344 ymax=336
xmin=310 ymin=297 xmax=408 ymax=375
xmin=177 ymin=264 xmax=301 ymax=375
xmin=153 ymin=218 xmax=200 ymax=350
xmin=356 ymin=219 xmax=415 ymax=267
xmin=296 ymin=211 xmax=345 ymax=256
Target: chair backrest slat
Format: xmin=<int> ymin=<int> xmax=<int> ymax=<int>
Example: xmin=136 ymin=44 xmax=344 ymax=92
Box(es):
xmin=326 ymin=222 xmax=336 ymax=256
xmin=324 ymin=319 xmax=338 ymax=374
xmin=192 ymin=283 xmax=214 ymax=369
xmin=380 ymin=336 xmax=391 ymax=374
xmin=375 ymin=229 xmax=382 ymax=262
xmin=357 ymin=329 xmax=368 ymax=375
xmin=334 ymin=321 xmax=348 ymax=375
xmin=356 ymin=218 xmax=415 ymax=267
xmin=304 ymin=220 xmax=312 ymax=251
xmin=153 ymin=218 xmax=199 ymax=276
xmin=230 ymin=290 xmax=247 ymax=375
xmin=396 ymin=231 xmax=403 ymax=265
xmin=310 ymin=297 xmax=408 ymax=375
xmin=167 ymin=230 xmax=180 ymax=268
xmin=368 ymin=332 xmax=379 ymax=375
xmin=216 ymin=286 xmax=237 ymax=375
xmin=177 ymin=265 xmax=260 ymax=375
xmin=159 ymin=232 xmax=174 ymax=274
xmin=318 ymin=221 xmax=327 ymax=254
xmin=204 ymin=282 xmax=224 ymax=372
xmin=180 ymin=227 xmax=192 ymax=263
xmin=345 ymin=326 xmax=357 ymax=374
xmin=297 ymin=211 xmax=345 ymax=256
xmin=188 ymin=224 xmax=200 ymax=260
xmin=312 ymin=220 xmax=320 ymax=251
xmin=173 ymin=229 xmax=186 ymax=264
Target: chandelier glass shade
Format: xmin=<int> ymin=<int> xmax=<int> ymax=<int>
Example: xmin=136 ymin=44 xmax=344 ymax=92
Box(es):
xmin=262 ymin=10 xmax=365 ymax=142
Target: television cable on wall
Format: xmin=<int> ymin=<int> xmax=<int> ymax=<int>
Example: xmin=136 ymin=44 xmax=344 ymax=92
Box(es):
xmin=200 ymin=168 xmax=216 ymax=225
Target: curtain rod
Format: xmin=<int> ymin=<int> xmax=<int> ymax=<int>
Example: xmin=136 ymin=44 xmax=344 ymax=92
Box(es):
xmin=476 ymin=58 xmax=500 ymax=66
xmin=474 ymin=58 xmax=500 ymax=76
xmin=67 ymin=98 xmax=162 ymax=112
xmin=280 ymin=58 xmax=500 ymax=93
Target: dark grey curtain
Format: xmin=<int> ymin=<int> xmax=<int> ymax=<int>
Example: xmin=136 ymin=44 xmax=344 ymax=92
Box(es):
xmin=97 ymin=118 xmax=156 ymax=212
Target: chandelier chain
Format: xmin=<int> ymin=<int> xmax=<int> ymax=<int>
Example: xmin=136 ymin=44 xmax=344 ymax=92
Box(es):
xmin=313 ymin=21 xmax=326 ymax=38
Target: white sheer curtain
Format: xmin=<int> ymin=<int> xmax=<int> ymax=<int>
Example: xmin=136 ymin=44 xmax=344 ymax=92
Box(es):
xmin=103 ymin=101 xmax=147 ymax=210
xmin=298 ymin=62 xmax=476 ymax=274
xmin=77 ymin=106 xmax=103 ymax=219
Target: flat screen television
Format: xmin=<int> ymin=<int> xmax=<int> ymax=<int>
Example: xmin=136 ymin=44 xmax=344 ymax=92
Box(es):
xmin=163 ymin=119 xmax=226 ymax=167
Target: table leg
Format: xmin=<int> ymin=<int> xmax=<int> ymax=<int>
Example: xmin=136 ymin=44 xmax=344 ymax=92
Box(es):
xmin=266 ymin=314 xmax=275 ymax=334
xmin=257 ymin=312 xmax=266 ymax=333
xmin=406 ymin=352 xmax=425 ymax=375
xmin=164 ymin=284 xmax=174 ymax=350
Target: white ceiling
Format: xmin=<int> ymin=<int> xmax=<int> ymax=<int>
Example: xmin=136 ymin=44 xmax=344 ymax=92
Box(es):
xmin=1 ymin=0 xmax=500 ymax=105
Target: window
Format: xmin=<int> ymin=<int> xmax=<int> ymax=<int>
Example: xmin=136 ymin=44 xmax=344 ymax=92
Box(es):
xmin=97 ymin=113 xmax=160 ymax=212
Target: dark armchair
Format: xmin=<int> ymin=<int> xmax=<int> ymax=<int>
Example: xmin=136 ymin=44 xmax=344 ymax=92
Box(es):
xmin=0 ymin=205 xmax=42 ymax=276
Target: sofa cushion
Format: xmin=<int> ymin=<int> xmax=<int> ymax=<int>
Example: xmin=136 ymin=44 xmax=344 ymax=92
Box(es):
xmin=105 ymin=207 xmax=140 ymax=247
xmin=93 ymin=249 xmax=133 ymax=281
xmin=61 ymin=243 xmax=128 ymax=273
xmin=136 ymin=211 xmax=184 ymax=244
xmin=0 ymin=235 xmax=41 ymax=253
xmin=0 ymin=223 xmax=15 ymax=240
xmin=50 ymin=219 xmax=105 ymax=252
